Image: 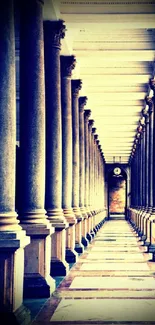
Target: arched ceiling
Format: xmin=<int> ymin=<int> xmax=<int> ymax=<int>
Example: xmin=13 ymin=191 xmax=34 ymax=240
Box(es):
xmin=44 ymin=0 xmax=155 ymax=164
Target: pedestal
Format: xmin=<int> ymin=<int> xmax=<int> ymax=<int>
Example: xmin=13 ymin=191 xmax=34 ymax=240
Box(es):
xmin=0 ymin=231 xmax=30 ymax=325
xmin=51 ymin=227 xmax=69 ymax=276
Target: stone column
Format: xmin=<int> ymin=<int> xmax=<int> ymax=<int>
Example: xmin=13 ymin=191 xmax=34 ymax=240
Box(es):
xmin=94 ymin=134 xmax=99 ymax=215
xmin=92 ymin=127 xmax=97 ymax=231
xmin=79 ymin=96 xmax=89 ymax=247
xmin=44 ymin=20 xmax=69 ymax=276
xmin=0 ymin=0 xmax=30 ymax=323
xmin=88 ymin=119 xmax=95 ymax=233
xmin=139 ymin=118 xmax=146 ymax=235
xmin=146 ymin=80 xmax=155 ymax=256
xmin=137 ymin=132 xmax=143 ymax=228
xmin=144 ymin=96 xmax=154 ymax=246
xmin=71 ymin=79 xmax=84 ymax=253
xmin=19 ymin=0 xmax=55 ymax=298
xmin=61 ymin=55 xmax=78 ymax=263
xmin=96 ymin=140 xmax=101 ymax=212
xmin=131 ymin=140 xmax=138 ymax=228
xmin=141 ymin=106 xmax=150 ymax=239
xmin=84 ymin=109 xmax=93 ymax=242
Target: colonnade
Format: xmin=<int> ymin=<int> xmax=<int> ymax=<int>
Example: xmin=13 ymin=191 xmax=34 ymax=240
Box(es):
xmin=128 ymin=78 xmax=155 ymax=260
xmin=0 ymin=1 xmax=106 ymax=323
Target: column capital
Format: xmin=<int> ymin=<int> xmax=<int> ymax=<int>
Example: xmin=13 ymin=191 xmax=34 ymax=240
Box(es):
xmin=138 ymin=117 xmax=145 ymax=134
xmin=149 ymin=78 xmax=155 ymax=92
xmin=96 ymin=140 xmax=100 ymax=145
xmin=145 ymin=95 xmax=154 ymax=114
xmin=72 ymin=79 xmax=82 ymax=97
xmin=61 ymin=55 xmax=76 ymax=77
xmin=79 ymin=96 xmax=88 ymax=112
xmin=94 ymin=134 xmax=98 ymax=140
xmin=84 ymin=109 xmax=91 ymax=120
xmin=142 ymin=106 xmax=150 ymax=124
xmin=98 ymin=144 xmax=102 ymax=151
xmin=44 ymin=20 xmax=66 ymax=49
xmin=89 ymin=119 xmax=94 ymax=127
xmin=92 ymin=127 xmax=96 ymax=134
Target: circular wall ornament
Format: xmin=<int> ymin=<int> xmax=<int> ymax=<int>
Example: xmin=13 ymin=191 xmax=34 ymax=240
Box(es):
xmin=113 ymin=167 xmax=121 ymax=175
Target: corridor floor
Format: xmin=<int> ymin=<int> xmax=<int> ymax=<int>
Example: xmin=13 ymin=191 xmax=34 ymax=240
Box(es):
xmin=32 ymin=217 xmax=155 ymax=325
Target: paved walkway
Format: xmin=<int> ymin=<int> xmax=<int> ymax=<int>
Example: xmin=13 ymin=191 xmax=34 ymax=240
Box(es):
xmin=32 ymin=217 xmax=155 ymax=325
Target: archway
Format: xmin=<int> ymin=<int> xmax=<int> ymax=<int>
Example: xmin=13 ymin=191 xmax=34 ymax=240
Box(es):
xmin=107 ymin=166 xmax=127 ymax=219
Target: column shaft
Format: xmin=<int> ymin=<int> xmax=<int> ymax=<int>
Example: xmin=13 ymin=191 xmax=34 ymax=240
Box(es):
xmin=44 ymin=20 xmax=69 ymax=276
xmin=71 ymin=80 xmax=84 ymax=253
xmin=0 ymin=0 xmax=30 ymax=321
xmin=79 ymin=96 xmax=89 ymax=246
xmin=19 ymin=0 xmax=55 ymax=298
xmin=0 ymin=0 xmax=19 ymax=231
xmin=145 ymin=82 xmax=155 ymax=253
xmin=84 ymin=109 xmax=93 ymax=242
xmin=61 ymin=55 xmax=78 ymax=263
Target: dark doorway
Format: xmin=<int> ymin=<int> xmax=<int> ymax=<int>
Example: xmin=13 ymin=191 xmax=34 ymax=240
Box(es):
xmin=108 ymin=167 xmax=127 ymax=219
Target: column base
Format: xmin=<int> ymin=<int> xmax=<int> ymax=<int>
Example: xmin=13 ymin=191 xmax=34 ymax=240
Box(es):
xmin=0 ymin=231 xmax=30 ymax=322
xmin=80 ymin=207 xmax=88 ymax=219
xmin=144 ymin=240 xmax=150 ymax=253
xmin=21 ymin=224 xmax=55 ymax=299
xmin=86 ymin=232 xmax=93 ymax=242
xmin=47 ymin=208 xmax=68 ymax=228
xmin=0 ymin=304 xmax=31 ymax=325
xmin=148 ymin=244 xmax=155 ymax=254
xmin=94 ymin=225 xmax=99 ymax=232
xmin=152 ymin=253 xmax=155 ymax=262
xmin=50 ymin=258 xmax=69 ymax=276
xmin=141 ymin=234 xmax=147 ymax=241
xmin=75 ymin=243 xmax=84 ymax=254
xmin=73 ymin=207 xmax=83 ymax=222
xmin=63 ymin=208 xmax=77 ymax=225
xmin=82 ymin=236 xmax=89 ymax=247
xmin=23 ymin=273 xmax=55 ymax=298
xmin=65 ymin=248 xmax=78 ymax=263
xmin=93 ymin=227 xmax=98 ymax=234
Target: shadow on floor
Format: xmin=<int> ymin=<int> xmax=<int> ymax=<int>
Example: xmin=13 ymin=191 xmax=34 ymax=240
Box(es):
xmin=23 ymin=261 xmax=79 ymax=321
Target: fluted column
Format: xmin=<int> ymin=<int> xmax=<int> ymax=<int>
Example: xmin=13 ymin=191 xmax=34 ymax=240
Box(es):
xmin=137 ymin=133 xmax=142 ymax=228
xmin=139 ymin=118 xmax=146 ymax=234
xmin=99 ymin=146 xmax=105 ymax=215
xmin=130 ymin=140 xmax=138 ymax=227
xmin=44 ymin=20 xmax=69 ymax=276
xmin=19 ymin=0 xmax=55 ymax=298
xmin=0 ymin=1 xmax=30 ymax=321
xmin=84 ymin=109 xmax=93 ymax=242
xmin=98 ymin=143 xmax=103 ymax=213
xmin=79 ymin=96 xmax=89 ymax=246
xmin=144 ymin=96 xmax=154 ymax=245
xmin=146 ymin=80 xmax=155 ymax=256
xmin=79 ymin=97 xmax=88 ymax=216
xmin=141 ymin=106 xmax=150 ymax=239
xmin=61 ymin=55 xmax=78 ymax=263
xmin=92 ymin=127 xmax=97 ymax=220
xmin=88 ymin=119 xmax=95 ymax=234
xmin=96 ymin=140 xmax=100 ymax=211
xmin=137 ymin=123 xmax=144 ymax=230
xmin=71 ymin=79 xmax=84 ymax=253
xmin=99 ymin=150 xmax=106 ymax=224
xmin=94 ymin=134 xmax=99 ymax=215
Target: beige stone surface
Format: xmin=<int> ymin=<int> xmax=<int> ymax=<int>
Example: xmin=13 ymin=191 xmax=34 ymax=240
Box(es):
xmin=50 ymin=298 xmax=155 ymax=322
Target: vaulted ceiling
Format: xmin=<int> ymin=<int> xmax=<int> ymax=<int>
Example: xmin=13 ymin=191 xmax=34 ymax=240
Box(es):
xmin=44 ymin=0 xmax=155 ymax=164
